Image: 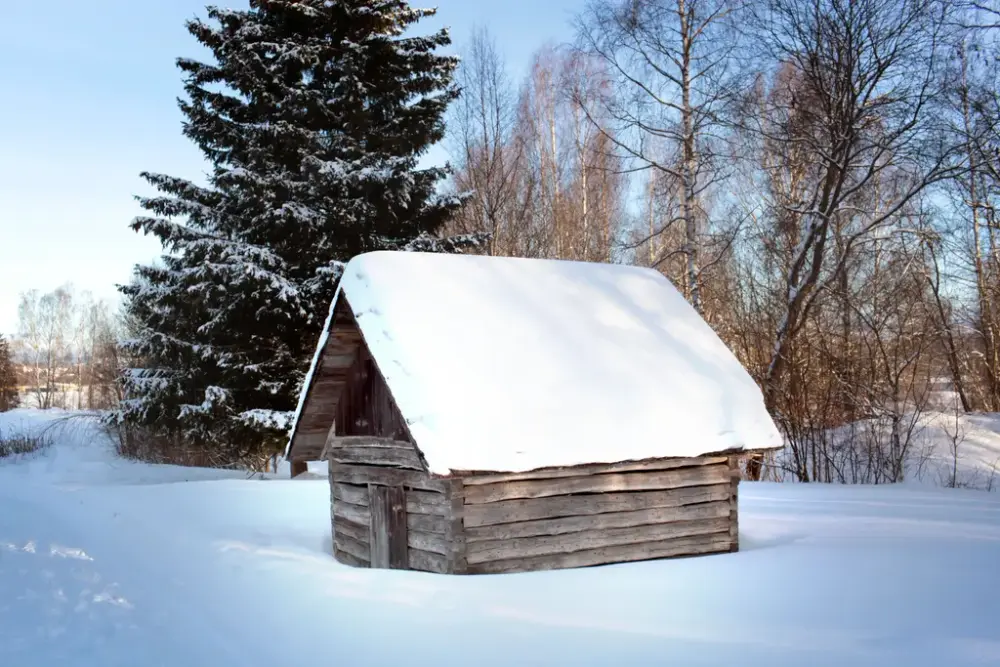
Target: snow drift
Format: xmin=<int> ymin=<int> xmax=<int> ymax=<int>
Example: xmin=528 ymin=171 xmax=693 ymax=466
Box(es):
xmin=1 ymin=409 xmax=999 ymax=666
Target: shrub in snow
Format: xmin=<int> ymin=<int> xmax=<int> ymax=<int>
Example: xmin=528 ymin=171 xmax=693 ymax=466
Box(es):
xmin=0 ymin=428 xmax=51 ymax=461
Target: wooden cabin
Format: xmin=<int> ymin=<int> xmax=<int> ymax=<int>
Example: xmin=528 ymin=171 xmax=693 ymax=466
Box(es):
xmin=285 ymin=251 xmax=782 ymax=574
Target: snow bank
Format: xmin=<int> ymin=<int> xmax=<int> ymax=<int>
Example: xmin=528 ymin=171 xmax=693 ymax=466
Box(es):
xmin=330 ymin=251 xmax=782 ymax=474
xmin=1 ymin=420 xmax=999 ymax=667
xmin=0 ymin=409 xmax=264 ymax=486
xmin=781 ymin=408 xmax=1000 ymax=490
xmin=910 ymin=410 xmax=1000 ymax=489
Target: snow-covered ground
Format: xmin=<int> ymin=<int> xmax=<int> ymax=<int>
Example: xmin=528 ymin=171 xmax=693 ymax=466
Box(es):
xmin=787 ymin=402 xmax=1000 ymax=490
xmin=915 ymin=409 xmax=1000 ymax=488
xmin=2 ymin=409 xmax=1000 ymax=667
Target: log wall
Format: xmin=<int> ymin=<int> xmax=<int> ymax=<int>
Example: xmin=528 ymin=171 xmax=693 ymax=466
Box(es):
xmin=459 ymin=456 xmax=740 ymax=574
xmin=330 ymin=454 xmax=741 ymax=574
xmin=329 ymin=466 xmax=454 ymax=573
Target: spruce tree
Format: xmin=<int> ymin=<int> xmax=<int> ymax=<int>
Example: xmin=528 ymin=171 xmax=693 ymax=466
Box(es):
xmin=0 ymin=335 xmax=18 ymax=412
xmin=117 ymin=0 xmax=475 ymax=463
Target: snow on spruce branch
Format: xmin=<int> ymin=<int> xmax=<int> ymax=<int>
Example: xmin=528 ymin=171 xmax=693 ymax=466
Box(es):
xmin=400 ymin=232 xmax=491 ymax=253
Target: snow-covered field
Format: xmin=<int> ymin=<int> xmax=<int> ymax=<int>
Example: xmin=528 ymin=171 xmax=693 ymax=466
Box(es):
xmin=915 ymin=410 xmax=1000 ymax=487
xmin=2 ymin=409 xmax=1000 ymax=667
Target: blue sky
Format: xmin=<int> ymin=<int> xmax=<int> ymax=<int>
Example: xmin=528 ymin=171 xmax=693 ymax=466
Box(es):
xmin=0 ymin=0 xmax=581 ymax=335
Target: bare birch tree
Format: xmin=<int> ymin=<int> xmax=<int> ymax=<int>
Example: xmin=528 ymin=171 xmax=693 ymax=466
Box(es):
xmin=446 ymin=27 xmax=539 ymax=257
xmin=940 ymin=23 xmax=1000 ymax=411
xmin=576 ymin=0 xmax=745 ymax=313
xmin=738 ymin=0 xmax=962 ymax=478
xmin=447 ymin=35 xmax=628 ymax=261
xmin=17 ymin=287 xmax=74 ymax=409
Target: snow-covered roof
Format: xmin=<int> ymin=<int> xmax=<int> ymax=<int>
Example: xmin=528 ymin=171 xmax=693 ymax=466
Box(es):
xmin=291 ymin=251 xmax=782 ymax=475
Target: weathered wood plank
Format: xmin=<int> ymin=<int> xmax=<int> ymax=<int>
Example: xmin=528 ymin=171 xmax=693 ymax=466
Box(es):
xmin=334 ymin=532 xmax=369 ymax=564
xmin=407 ymin=512 xmax=448 ymax=535
xmin=445 ymin=478 xmax=467 ymax=574
xmin=386 ymin=486 xmax=408 ymax=568
xmin=331 ymin=463 xmax=449 ymax=493
xmin=728 ymin=456 xmax=740 ymax=552
xmin=468 ymin=532 xmax=734 ymax=574
xmin=335 ymin=483 xmax=449 ymax=516
xmin=319 ymin=352 xmax=357 ymax=369
xmin=333 ymin=482 xmax=369 ymax=507
xmin=408 ymin=547 xmax=449 ymax=574
xmin=324 ymin=322 xmax=362 ymax=355
xmin=334 ymin=548 xmax=369 ymax=568
xmin=333 ymin=499 xmax=370 ymax=526
xmin=461 ymin=456 xmax=731 ymax=485
xmin=319 ymin=426 xmax=338 ymax=462
xmin=285 ymin=298 xmax=360 ymax=462
xmin=329 ymin=436 xmax=414 ymax=448
xmin=406 ymin=489 xmax=449 ymax=516
xmin=291 ymin=431 xmax=327 ymax=458
xmin=369 ymin=485 xmax=390 ymax=569
xmin=467 ymin=516 xmax=732 ymax=564
xmin=465 ymin=500 xmax=731 ymax=542
xmin=370 ymin=485 xmax=409 ymax=569
xmin=464 ymin=464 xmax=732 ymax=505
xmin=464 ymin=483 xmax=732 ymax=528
xmin=333 ymin=337 xmax=414 ymax=444
xmin=328 ymin=444 xmax=425 ymax=470
xmin=408 ymin=529 xmax=450 ymax=556
xmin=334 ymin=516 xmax=369 ymax=544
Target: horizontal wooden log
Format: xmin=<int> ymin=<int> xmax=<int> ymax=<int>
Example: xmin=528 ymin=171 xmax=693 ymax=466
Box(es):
xmin=333 ymin=499 xmax=371 ymax=526
xmin=331 ymin=463 xmax=449 ymax=493
xmin=290 ymin=431 xmax=327 ymax=459
xmin=333 ymin=482 xmax=369 ymax=507
xmin=467 ymin=516 xmax=732 ymax=564
xmin=329 ymin=445 xmax=424 ymax=470
xmin=464 ymin=464 xmax=732 ymax=505
xmin=408 ymin=529 xmax=450 ymax=556
xmin=465 ymin=500 xmax=731 ymax=542
xmin=334 ymin=483 xmax=448 ymax=516
xmin=465 ymin=483 xmax=732 ymax=527
xmin=408 ymin=512 xmax=448 ymax=535
xmin=334 ymin=548 xmax=369 ymax=568
xmin=409 ymin=547 xmax=450 ymax=574
xmin=334 ymin=516 xmax=369 ymax=544
xmin=328 ymin=436 xmax=411 ymax=448
xmin=468 ymin=531 xmax=734 ymax=574
xmin=327 ymin=438 xmax=426 ymax=471
xmin=334 ymin=532 xmax=370 ymax=564
xmin=461 ymin=456 xmax=730 ymax=485
xmin=322 ymin=330 xmax=362 ymax=359
xmin=320 ymin=352 xmax=357 ymax=369
xmin=406 ymin=489 xmax=450 ymax=516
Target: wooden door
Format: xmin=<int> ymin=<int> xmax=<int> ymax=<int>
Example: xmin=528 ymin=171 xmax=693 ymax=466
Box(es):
xmin=368 ymin=485 xmax=408 ymax=569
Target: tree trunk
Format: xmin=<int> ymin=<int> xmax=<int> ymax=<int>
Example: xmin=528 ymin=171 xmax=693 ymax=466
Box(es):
xmin=961 ymin=45 xmax=1000 ymax=410
xmin=679 ymin=0 xmax=702 ymax=314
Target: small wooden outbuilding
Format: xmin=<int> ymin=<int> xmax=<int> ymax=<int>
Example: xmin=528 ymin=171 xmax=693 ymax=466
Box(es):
xmin=285 ymin=251 xmax=782 ymax=574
